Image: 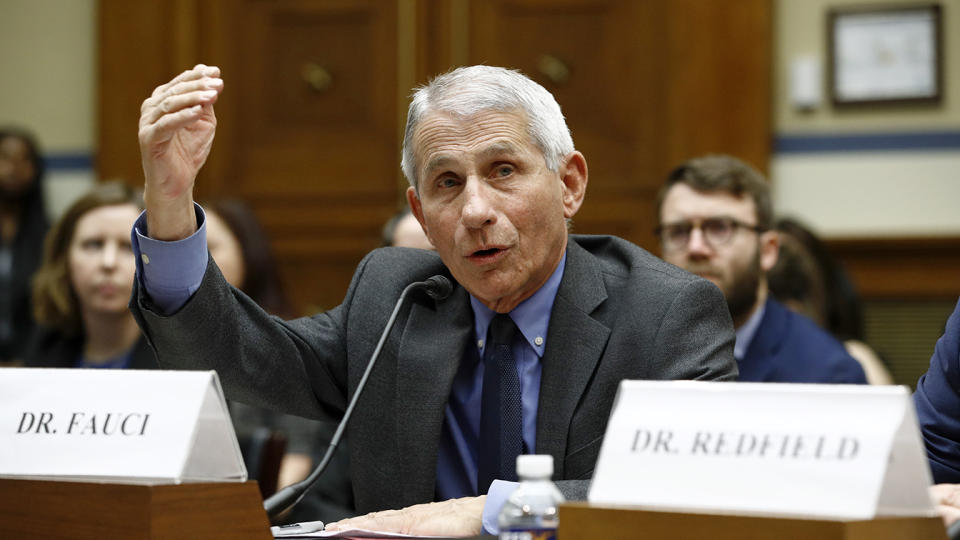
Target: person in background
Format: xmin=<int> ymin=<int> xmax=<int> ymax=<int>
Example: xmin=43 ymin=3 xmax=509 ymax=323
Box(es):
xmin=766 ymin=231 xmax=827 ymax=324
xmin=656 ymin=154 xmax=866 ymax=384
xmin=914 ymin=298 xmax=960 ymax=528
xmin=381 ymin=208 xmax=434 ymax=250
xmin=775 ymin=218 xmax=864 ymax=342
xmin=0 ymin=128 xmax=49 ymax=366
xmin=205 ymin=199 xmax=295 ymax=318
xmin=25 ymin=182 xmax=151 ymax=369
xmin=204 ymin=199 xmax=354 ymax=522
xmin=768 ymin=218 xmax=892 ymax=385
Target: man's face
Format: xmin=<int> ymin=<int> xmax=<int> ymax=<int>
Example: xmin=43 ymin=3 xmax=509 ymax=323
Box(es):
xmin=659 ymin=183 xmax=776 ymax=324
xmin=406 ymin=109 xmax=586 ymax=313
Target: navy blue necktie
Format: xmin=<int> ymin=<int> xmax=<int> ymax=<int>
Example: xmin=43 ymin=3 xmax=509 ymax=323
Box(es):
xmin=477 ymin=313 xmax=522 ymax=494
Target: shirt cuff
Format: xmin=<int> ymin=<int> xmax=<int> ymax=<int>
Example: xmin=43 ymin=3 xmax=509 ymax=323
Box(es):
xmin=131 ymin=204 xmax=208 ymax=315
xmin=481 ymin=480 xmax=518 ymax=535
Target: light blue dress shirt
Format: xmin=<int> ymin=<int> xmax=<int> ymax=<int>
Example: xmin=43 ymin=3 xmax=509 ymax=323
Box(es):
xmin=733 ymin=300 xmax=765 ymax=361
xmin=131 ymin=205 xmax=565 ymax=534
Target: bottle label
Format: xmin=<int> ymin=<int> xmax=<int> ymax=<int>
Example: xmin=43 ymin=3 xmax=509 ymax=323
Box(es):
xmin=499 ymin=528 xmax=557 ymax=540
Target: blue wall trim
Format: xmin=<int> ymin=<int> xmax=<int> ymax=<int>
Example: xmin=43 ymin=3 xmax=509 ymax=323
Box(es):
xmin=44 ymin=153 xmax=94 ymax=171
xmin=43 ymin=133 xmax=960 ymax=165
xmin=775 ymin=131 xmax=960 ymax=154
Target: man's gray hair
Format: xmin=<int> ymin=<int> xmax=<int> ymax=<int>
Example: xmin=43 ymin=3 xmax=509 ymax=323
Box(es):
xmin=401 ymin=65 xmax=575 ymax=190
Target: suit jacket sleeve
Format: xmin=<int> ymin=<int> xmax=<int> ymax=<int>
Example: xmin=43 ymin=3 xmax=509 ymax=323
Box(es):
xmin=914 ymin=298 xmax=960 ymax=483
xmin=651 ymin=277 xmax=737 ymax=382
xmin=130 ymin=252 xmax=360 ymax=421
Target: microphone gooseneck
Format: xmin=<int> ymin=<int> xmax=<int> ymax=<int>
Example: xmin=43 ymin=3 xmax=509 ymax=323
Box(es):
xmin=263 ymin=275 xmax=452 ymax=520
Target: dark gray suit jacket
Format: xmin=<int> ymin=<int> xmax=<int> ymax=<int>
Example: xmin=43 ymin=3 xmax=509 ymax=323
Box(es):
xmin=131 ymin=234 xmax=736 ymax=512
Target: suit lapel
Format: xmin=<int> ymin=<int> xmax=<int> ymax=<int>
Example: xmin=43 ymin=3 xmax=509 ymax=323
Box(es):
xmin=741 ymin=298 xmax=785 ymax=378
xmin=536 ymin=240 xmax=611 ymax=478
xmin=396 ymin=284 xmax=474 ymax=503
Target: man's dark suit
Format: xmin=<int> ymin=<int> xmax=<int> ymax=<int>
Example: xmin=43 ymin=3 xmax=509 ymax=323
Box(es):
xmin=914 ymin=298 xmax=960 ymax=483
xmin=131 ymin=234 xmax=736 ymax=513
xmin=738 ymin=298 xmax=867 ymax=383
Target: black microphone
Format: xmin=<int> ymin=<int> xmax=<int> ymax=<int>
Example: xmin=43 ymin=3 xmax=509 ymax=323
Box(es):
xmin=263 ymin=274 xmax=453 ymax=520
xmin=420 ymin=275 xmax=453 ymax=301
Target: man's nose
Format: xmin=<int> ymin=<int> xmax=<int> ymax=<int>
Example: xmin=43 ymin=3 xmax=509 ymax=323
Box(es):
xmin=686 ymin=227 xmax=712 ymax=258
xmin=461 ymin=177 xmax=497 ymax=229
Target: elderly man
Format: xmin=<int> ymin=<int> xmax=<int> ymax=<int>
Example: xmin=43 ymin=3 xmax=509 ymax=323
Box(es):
xmin=656 ymin=154 xmax=866 ymax=384
xmin=132 ymin=64 xmax=736 ymax=535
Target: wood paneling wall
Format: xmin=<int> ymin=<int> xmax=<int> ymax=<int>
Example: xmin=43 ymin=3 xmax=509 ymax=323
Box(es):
xmin=98 ymin=0 xmax=772 ymax=313
xmin=829 ymin=238 xmax=960 ymax=299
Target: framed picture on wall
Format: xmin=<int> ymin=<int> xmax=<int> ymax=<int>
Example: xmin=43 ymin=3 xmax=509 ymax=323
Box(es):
xmin=828 ymin=3 xmax=942 ymax=106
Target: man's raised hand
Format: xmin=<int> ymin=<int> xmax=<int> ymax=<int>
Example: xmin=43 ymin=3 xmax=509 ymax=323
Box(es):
xmin=138 ymin=64 xmax=222 ymax=240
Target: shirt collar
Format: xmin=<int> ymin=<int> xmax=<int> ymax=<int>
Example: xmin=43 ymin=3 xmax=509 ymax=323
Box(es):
xmin=470 ymin=251 xmax=567 ymax=359
xmin=734 ymin=299 xmax=766 ymax=360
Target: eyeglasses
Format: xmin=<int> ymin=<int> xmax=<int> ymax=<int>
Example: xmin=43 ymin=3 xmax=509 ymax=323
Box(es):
xmin=656 ymin=217 xmax=764 ymax=252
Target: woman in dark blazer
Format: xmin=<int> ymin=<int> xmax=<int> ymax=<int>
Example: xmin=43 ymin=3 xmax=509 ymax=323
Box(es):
xmin=25 ymin=182 xmax=152 ymax=369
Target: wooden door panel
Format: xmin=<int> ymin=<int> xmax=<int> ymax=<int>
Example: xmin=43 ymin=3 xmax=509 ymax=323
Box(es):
xmin=215 ymin=0 xmax=400 ymax=311
xmin=233 ymin=0 xmax=399 ymax=196
xmin=467 ymin=0 xmax=770 ymax=251
xmin=661 ymin=0 xmax=772 ymax=174
xmin=469 ymin=0 xmax=651 ymax=193
xmin=99 ymin=0 xmax=772 ymax=312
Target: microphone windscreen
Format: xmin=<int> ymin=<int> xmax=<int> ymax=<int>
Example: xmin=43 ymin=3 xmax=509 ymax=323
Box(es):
xmin=424 ymin=275 xmax=453 ymax=300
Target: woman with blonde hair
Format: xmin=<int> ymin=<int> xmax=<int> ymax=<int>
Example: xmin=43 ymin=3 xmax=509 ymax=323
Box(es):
xmin=25 ymin=182 xmax=152 ymax=369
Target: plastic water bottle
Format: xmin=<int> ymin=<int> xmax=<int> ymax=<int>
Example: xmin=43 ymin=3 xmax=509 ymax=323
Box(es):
xmin=497 ymin=454 xmax=565 ymax=540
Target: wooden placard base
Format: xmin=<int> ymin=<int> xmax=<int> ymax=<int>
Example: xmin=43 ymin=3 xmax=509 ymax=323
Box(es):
xmin=559 ymin=502 xmax=947 ymax=540
xmin=0 ymin=478 xmax=271 ymax=540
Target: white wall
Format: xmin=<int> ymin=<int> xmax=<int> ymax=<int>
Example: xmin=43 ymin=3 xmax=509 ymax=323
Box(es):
xmin=0 ymin=0 xmax=96 ymax=217
xmin=773 ymin=0 xmax=960 ymax=238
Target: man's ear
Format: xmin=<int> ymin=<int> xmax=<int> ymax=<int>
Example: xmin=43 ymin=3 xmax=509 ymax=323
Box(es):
xmin=559 ymin=151 xmax=588 ymax=219
xmin=406 ymin=186 xmax=434 ymax=245
xmin=759 ymin=230 xmax=780 ymax=272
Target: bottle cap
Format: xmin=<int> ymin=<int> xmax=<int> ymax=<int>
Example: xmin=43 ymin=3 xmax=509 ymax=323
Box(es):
xmin=516 ymin=454 xmax=553 ymax=478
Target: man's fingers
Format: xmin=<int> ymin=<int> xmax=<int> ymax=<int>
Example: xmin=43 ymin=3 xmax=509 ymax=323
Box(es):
xmin=325 ymin=498 xmax=483 ymax=536
xmin=937 ymin=504 xmax=960 ymax=527
xmin=141 ymin=88 xmax=220 ymax=127
xmin=142 ymin=77 xmax=222 ymax=116
xmin=150 ymin=64 xmax=220 ymax=99
xmin=930 ymin=484 xmax=960 ymax=526
xmin=932 ymin=484 xmax=960 ymax=505
xmin=138 ymin=105 xmax=205 ymax=149
xmin=146 ymin=77 xmax=223 ymax=109
xmin=326 ymin=509 xmax=412 ymax=534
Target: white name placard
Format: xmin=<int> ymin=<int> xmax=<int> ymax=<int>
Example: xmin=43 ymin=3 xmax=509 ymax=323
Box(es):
xmin=0 ymin=368 xmax=246 ymax=483
xmin=589 ymin=381 xmax=935 ymax=519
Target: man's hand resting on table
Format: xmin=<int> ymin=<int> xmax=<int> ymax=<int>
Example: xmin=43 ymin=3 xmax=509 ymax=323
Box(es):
xmin=324 ymin=496 xmax=486 ymax=537
xmin=932 ymin=484 xmax=960 ymax=527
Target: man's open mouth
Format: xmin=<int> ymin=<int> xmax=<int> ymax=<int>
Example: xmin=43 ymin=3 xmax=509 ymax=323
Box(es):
xmin=473 ymin=247 xmax=502 ymax=257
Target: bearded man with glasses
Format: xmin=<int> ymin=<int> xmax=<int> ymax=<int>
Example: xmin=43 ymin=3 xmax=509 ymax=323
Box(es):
xmin=655 ymin=154 xmax=866 ymax=384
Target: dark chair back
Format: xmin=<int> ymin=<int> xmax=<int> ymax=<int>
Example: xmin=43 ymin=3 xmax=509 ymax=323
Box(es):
xmin=237 ymin=427 xmax=287 ymax=498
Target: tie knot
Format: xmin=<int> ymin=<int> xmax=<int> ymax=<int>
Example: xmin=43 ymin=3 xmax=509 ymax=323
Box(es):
xmin=489 ymin=314 xmax=518 ymax=346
